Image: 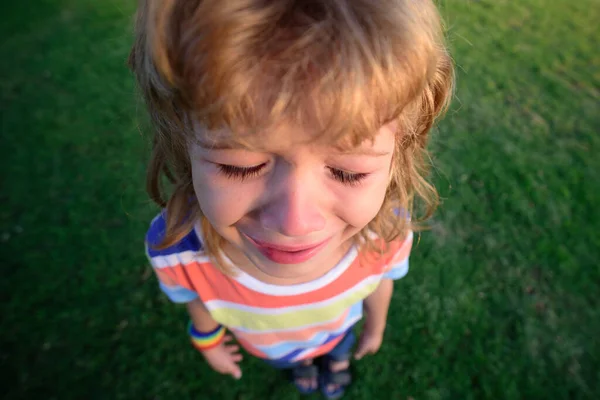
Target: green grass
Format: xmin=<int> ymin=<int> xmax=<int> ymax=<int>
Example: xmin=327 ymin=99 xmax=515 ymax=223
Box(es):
xmin=1 ymin=0 xmax=599 ymax=399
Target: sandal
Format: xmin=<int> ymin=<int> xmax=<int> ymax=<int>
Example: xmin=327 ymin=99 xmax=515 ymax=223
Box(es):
xmin=291 ymin=363 xmax=319 ymax=395
xmin=319 ymin=355 xmax=352 ymax=399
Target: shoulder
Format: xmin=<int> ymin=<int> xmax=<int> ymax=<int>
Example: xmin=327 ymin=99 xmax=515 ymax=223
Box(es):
xmin=145 ymin=212 xmax=203 ymax=258
xmin=363 ymin=229 xmax=413 ymax=256
xmin=356 ymin=230 xmax=413 ymax=271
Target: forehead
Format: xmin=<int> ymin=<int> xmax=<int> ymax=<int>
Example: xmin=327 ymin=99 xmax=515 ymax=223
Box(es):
xmin=193 ymin=121 xmax=396 ymax=153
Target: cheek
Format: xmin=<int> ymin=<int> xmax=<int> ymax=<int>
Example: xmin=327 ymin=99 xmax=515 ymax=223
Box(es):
xmin=191 ymin=167 xmax=258 ymax=227
xmin=334 ymin=174 xmax=390 ymax=228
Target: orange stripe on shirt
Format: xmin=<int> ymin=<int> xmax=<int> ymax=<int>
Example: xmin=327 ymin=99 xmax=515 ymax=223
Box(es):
xmin=155 ymin=259 xmax=371 ymax=308
xmin=235 ymin=336 xmax=269 ymax=359
xmin=384 ymin=235 xmax=413 ymax=272
xmin=152 ymin=236 xmax=410 ymax=308
xmin=152 ymin=235 xmax=410 ymax=308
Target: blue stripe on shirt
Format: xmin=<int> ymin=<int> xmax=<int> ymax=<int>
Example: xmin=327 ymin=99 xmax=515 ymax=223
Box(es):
xmin=146 ymin=212 xmax=202 ymax=257
xmin=159 ymin=282 xmax=199 ymax=303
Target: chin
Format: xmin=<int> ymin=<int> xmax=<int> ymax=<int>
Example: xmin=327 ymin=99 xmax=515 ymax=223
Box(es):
xmin=251 ymin=254 xmax=319 ymax=278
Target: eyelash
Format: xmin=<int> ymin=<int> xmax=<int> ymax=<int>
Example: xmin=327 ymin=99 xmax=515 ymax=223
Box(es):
xmin=216 ymin=163 xmax=368 ymax=186
xmin=217 ymin=163 xmax=266 ymax=180
xmin=327 ymin=167 xmax=368 ymax=186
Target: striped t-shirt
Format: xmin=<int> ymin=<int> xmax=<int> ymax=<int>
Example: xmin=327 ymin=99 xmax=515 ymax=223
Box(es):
xmin=145 ymin=213 xmax=413 ymax=363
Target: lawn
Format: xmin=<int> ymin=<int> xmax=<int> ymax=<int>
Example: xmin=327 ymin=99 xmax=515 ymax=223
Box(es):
xmin=1 ymin=0 xmax=599 ymax=399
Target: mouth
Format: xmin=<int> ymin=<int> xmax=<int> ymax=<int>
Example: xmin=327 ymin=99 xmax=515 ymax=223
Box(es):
xmin=243 ymin=235 xmax=331 ymax=264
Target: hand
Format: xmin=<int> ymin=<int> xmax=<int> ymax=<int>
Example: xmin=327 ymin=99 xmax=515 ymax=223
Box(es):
xmin=354 ymin=323 xmax=384 ymax=360
xmin=200 ymin=334 xmax=243 ymax=379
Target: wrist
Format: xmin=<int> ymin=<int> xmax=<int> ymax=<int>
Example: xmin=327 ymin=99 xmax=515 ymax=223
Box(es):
xmin=188 ymin=321 xmax=226 ymax=351
xmin=364 ymin=316 xmax=386 ymax=336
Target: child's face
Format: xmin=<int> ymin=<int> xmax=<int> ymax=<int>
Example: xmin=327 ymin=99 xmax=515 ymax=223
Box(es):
xmin=189 ymin=122 xmax=396 ymax=283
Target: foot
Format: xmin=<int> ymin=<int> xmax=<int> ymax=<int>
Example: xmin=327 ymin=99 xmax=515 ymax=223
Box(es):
xmin=292 ymin=359 xmax=318 ymax=394
xmin=320 ymin=358 xmax=352 ymax=399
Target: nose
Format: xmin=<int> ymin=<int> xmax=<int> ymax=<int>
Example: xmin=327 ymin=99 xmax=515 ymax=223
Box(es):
xmin=259 ymin=167 xmax=326 ymax=237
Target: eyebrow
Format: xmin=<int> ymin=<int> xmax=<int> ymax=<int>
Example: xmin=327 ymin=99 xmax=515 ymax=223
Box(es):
xmin=195 ymin=138 xmax=390 ymax=157
xmin=332 ymin=147 xmax=391 ymax=157
xmin=195 ymin=138 xmax=249 ymax=150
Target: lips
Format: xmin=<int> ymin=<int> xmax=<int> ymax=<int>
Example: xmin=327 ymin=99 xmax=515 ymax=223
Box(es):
xmin=244 ymin=235 xmax=330 ymax=264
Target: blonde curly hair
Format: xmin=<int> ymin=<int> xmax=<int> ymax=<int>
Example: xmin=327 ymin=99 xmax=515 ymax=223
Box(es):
xmin=129 ymin=0 xmax=454 ymax=272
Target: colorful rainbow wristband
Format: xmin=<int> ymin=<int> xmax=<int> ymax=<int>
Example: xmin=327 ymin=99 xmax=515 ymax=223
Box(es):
xmin=188 ymin=321 xmax=226 ymax=351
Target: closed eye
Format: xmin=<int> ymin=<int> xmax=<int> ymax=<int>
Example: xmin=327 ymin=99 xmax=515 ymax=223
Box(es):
xmin=327 ymin=167 xmax=369 ymax=186
xmin=216 ymin=163 xmax=367 ymax=185
xmin=217 ymin=163 xmax=266 ymax=180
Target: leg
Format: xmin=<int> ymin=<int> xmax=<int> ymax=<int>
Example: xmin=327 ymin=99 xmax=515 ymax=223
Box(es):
xmin=319 ymin=330 xmax=356 ymax=399
xmin=291 ymin=359 xmax=319 ymax=395
xmin=262 ymin=357 xmax=319 ymax=395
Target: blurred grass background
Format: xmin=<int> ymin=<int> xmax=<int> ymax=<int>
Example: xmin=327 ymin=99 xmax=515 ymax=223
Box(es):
xmin=1 ymin=0 xmax=598 ymax=399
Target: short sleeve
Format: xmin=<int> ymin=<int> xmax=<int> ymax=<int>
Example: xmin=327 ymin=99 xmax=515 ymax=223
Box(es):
xmin=145 ymin=213 xmax=200 ymax=303
xmin=382 ymin=230 xmax=413 ymax=280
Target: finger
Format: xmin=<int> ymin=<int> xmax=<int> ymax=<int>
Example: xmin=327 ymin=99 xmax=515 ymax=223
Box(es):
xmin=229 ymin=363 xmax=242 ymax=380
xmin=231 ymin=353 xmax=243 ymax=363
xmin=223 ymin=335 xmax=234 ymax=343
xmin=355 ymin=340 xmax=376 ymax=360
xmin=215 ymin=359 xmax=241 ymax=379
xmin=369 ymin=345 xmax=381 ymax=355
xmin=354 ymin=345 xmax=366 ymax=360
xmin=225 ymin=344 xmax=240 ymax=353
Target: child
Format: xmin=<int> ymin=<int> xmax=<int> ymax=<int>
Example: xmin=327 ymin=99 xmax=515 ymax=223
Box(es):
xmin=131 ymin=0 xmax=453 ymax=398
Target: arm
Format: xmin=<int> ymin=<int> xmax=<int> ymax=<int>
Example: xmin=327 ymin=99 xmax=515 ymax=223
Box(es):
xmin=354 ymin=278 xmax=394 ymax=359
xmin=363 ymin=278 xmax=394 ymax=334
xmin=187 ymin=297 xmax=220 ymax=331
xmin=186 ymin=298 xmax=243 ymax=379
